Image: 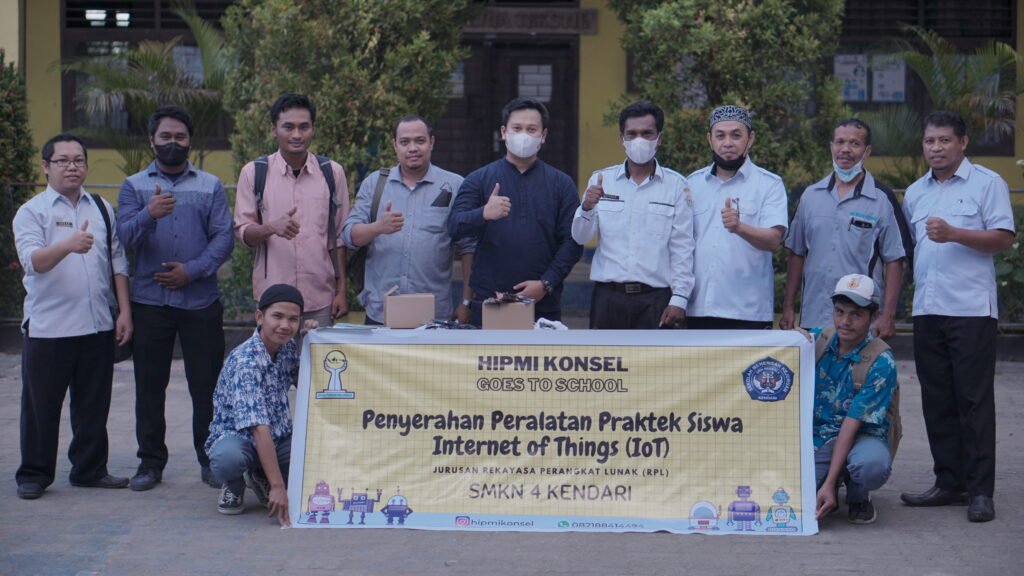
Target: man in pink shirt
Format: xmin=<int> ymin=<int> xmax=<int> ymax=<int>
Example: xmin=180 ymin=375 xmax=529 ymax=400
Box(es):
xmin=234 ymin=94 xmax=349 ymax=330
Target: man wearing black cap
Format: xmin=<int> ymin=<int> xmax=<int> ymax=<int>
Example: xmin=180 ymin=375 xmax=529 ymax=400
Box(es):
xmin=205 ymin=284 xmax=316 ymax=526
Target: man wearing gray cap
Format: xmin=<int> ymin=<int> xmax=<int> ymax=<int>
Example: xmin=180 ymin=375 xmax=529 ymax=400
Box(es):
xmin=797 ymin=273 xmax=899 ymax=525
xmin=205 ymin=284 xmax=318 ymax=526
xmin=686 ymin=105 xmax=788 ymax=329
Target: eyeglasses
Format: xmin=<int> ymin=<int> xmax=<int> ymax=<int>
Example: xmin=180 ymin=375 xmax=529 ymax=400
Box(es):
xmin=46 ymin=158 xmax=88 ymax=169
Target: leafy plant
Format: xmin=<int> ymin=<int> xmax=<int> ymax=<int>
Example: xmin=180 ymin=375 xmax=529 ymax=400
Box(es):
xmin=0 ymin=49 xmax=36 ymax=317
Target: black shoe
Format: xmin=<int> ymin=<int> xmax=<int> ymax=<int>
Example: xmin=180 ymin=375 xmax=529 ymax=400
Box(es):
xmin=129 ymin=468 xmax=162 ymax=492
xmin=217 ymin=485 xmax=245 ymax=515
xmin=71 ymin=474 xmax=129 ymax=489
xmin=967 ymin=495 xmax=995 ymax=522
xmin=17 ymin=482 xmax=44 ymax=500
xmin=200 ymin=466 xmax=219 ymax=489
xmin=900 ymin=486 xmax=969 ymax=507
xmin=847 ymin=498 xmax=877 ymax=524
xmin=244 ymin=469 xmax=271 ymax=508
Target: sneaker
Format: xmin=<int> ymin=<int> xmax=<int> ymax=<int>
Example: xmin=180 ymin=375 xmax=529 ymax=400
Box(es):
xmin=200 ymin=466 xmax=219 ymax=489
xmin=217 ymin=485 xmax=244 ymax=515
xmin=244 ymin=469 xmax=271 ymax=508
xmin=847 ymin=498 xmax=877 ymax=524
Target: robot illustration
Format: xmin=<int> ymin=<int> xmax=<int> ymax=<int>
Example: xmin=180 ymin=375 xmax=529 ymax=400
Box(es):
xmin=726 ymin=485 xmax=762 ymax=531
xmin=687 ymin=500 xmax=722 ymax=531
xmin=316 ymin=350 xmax=354 ymax=399
xmin=305 ymin=480 xmax=336 ymax=524
xmin=339 ymin=487 xmax=383 ymax=525
xmin=380 ymin=489 xmax=414 ymax=525
xmin=764 ymin=487 xmax=799 ymax=532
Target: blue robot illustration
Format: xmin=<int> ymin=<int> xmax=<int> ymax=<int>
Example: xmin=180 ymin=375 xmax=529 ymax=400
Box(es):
xmin=687 ymin=500 xmax=722 ymax=531
xmin=305 ymin=480 xmax=336 ymax=524
xmin=339 ymin=487 xmax=382 ymax=525
xmin=380 ymin=489 xmax=414 ymax=525
xmin=726 ymin=485 xmax=762 ymax=531
xmin=764 ymin=487 xmax=799 ymax=533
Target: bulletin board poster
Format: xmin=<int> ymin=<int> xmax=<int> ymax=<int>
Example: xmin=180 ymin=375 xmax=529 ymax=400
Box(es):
xmin=289 ymin=329 xmax=818 ymax=535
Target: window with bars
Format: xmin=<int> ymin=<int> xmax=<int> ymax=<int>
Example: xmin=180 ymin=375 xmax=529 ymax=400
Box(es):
xmin=61 ymin=1 xmax=234 ymax=147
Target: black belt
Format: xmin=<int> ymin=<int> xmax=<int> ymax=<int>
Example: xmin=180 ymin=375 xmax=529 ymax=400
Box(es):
xmin=598 ymin=281 xmax=664 ymax=295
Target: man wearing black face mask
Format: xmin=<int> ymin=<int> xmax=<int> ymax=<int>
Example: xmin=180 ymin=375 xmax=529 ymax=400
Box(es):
xmin=686 ymin=105 xmax=788 ymax=329
xmin=116 ymin=105 xmax=234 ymax=492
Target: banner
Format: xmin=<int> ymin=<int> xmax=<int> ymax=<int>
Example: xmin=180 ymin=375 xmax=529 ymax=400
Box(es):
xmin=290 ymin=329 xmax=817 ymax=535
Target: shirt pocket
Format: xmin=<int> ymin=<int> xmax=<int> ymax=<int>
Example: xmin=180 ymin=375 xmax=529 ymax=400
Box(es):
xmin=738 ymin=200 xmax=759 ymax=225
xmin=596 ymin=199 xmax=626 ymax=232
xmin=422 ymin=206 xmax=448 ymax=234
xmin=646 ymin=202 xmax=674 ymax=238
xmin=949 ymin=199 xmax=982 ymax=230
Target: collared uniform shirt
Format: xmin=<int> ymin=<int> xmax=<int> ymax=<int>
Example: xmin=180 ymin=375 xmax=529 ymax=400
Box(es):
xmin=571 ymin=160 xmax=695 ymax=309
xmin=811 ymin=328 xmax=897 ymax=450
xmin=235 ymin=152 xmax=350 ymax=312
xmin=341 ymin=164 xmax=475 ymax=322
xmin=447 ymin=158 xmax=583 ymax=318
xmin=786 ymin=172 xmax=906 ymax=328
xmin=14 ymin=187 xmax=128 ymax=338
xmin=205 ymin=330 xmax=298 ymax=454
xmin=117 ymin=161 xmax=234 ymax=310
xmin=687 ymin=159 xmax=788 ymax=322
xmin=903 ymin=159 xmax=1015 ymax=318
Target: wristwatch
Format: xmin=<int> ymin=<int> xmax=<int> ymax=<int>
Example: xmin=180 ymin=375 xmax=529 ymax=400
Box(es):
xmin=462 ymin=299 xmax=472 ymax=307
xmin=541 ymin=280 xmax=553 ymax=295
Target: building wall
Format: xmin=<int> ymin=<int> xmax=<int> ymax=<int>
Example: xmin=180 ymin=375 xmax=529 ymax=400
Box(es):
xmin=0 ymin=0 xmax=20 ymax=67
xmin=576 ymin=0 xmax=627 ymax=189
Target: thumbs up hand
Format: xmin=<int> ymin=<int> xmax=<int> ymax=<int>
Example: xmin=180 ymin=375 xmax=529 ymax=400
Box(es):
xmin=376 ymin=200 xmax=404 ymax=234
xmin=482 ymin=183 xmax=511 ymax=221
xmin=66 ymin=218 xmax=95 ymax=254
xmin=270 ymin=205 xmax=301 ymax=239
xmin=721 ymin=197 xmax=740 ymax=232
xmin=147 ymin=184 xmax=176 ymax=219
xmin=582 ymin=172 xmax=605 ymax=211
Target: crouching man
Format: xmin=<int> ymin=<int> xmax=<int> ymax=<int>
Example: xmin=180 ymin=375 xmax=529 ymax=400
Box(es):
xmin=799 ymin=273 xmax=899 ymax=524
xmin=205 ymin=284 xmax=316 ymax=526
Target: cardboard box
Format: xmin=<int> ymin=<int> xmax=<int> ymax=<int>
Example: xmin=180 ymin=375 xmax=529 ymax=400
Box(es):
xmin=384 ymin=293 xmax=435 ymax=328
xmin=482 ymin=300 xmax=535 ymax=330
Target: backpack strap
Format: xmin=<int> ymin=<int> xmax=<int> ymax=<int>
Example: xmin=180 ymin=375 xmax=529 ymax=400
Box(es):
xmin=814 ymin=326 xmax=835 ymax=364
xmin=90 ymin=192 xmax=114 ymax=280
xmin=370 ymin=167 xmax=390 ymax=223
xmin=316 ymin=155 xmax=341 ymax=279
xmin=253 ymin=155 xmax=269 ymax=225
xmin=850 ymin=337 xmax=890 ymax=391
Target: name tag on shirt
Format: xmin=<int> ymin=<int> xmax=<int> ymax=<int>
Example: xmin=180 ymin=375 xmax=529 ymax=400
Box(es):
xmin=55 ymin=220 xmax=73 ymax=229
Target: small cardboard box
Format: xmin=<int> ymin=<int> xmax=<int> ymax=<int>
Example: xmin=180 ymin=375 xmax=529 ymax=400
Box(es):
xmin=482 ymin=300 xmax=535 ymax=330
xmin=384 ymin=293 xmax=435 ymax=329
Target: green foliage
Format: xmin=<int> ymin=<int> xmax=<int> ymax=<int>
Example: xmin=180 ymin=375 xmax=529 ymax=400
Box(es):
xmin=0 ymin=49 xmax=35 ymax=317
xmin=223 ymin=0 xmax=472 ymax=179
xmin=605 ymin=0 xmax=847 ymax=186
xmin=221 ymin=0 xmax=472 ymax=315
xmin=995 ymin=206 xmax=1024 ymax=322
xmin=60 ymin=2 xmax=232 ymax=173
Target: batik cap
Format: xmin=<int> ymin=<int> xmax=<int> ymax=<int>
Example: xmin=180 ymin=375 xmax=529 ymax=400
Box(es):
xmin=709 ymin=105 xmax=752 ymax=130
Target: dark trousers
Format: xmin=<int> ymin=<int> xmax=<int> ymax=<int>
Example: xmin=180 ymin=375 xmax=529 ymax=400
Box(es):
xmin=687 ymin=316 xmax=773 ymax=330
xmin=17 ymin=329 xmax=114 ymax=487
xmin=132 ymin=301 xmax=224 ymax=471
xmin=590 ymin=283 xmax=671 ymax=329
xmin=913 ymin=315 xmax=997 ymax=497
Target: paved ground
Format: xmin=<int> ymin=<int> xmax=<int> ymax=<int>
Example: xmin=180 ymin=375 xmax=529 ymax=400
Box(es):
xmin=0 ymin=351 xmax=1021 ymax=576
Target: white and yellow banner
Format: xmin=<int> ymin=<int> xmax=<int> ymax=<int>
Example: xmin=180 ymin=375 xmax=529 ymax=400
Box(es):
xmin=289 ymin=329 xmax=817 ymax=535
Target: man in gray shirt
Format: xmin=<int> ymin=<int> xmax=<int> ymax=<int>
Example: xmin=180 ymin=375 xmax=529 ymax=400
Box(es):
xmin=781 ymin=119 xmax=908 ymax=338
xmin=342 ymin=115 xmax=475 ymax=324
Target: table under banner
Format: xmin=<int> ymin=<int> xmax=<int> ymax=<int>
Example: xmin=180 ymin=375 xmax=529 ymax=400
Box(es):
xmin=289 ymin=328 xmax=818 ymax=535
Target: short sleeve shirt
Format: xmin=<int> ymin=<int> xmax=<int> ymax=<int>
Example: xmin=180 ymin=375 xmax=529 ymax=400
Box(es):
xmin=903 ymin=159 xmax=1015 ymax=318
xmin=205 ymin=330 xmax=298 ymax=454
xmin=811 ymin=328 xmax=898 ymax=449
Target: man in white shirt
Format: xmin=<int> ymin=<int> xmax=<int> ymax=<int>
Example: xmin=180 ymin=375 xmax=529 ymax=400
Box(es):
xmin=572 ymin=101 xmax=694 ymax=329
xmin=12 ymin=134 xmax=133 ymax=499
xmin=686 ymin=105 xmax=788 ymax=329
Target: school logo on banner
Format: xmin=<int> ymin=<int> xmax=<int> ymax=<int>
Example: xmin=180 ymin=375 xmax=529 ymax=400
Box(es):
xmin=742 ymin=357 xmax=794 ymax=402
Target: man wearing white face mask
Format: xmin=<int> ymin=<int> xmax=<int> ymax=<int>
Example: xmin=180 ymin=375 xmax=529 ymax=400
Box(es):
xmin=571 ymin=101 xmax=694 ymax=329
xmin=781 ymin=119 xmax=910 ymax=338
xmin=448 ymin=97 xmax=583 ymax=325
xmin=687 ymin=105 xmax=788 ymax=329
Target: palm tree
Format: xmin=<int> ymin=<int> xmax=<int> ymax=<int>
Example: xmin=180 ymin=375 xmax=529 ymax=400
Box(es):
xmin=61 ymin=2 xmax=232 ymax=174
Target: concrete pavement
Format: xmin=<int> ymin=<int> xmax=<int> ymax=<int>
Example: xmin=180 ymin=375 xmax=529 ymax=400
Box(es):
xmin=0 ymin=352 xmax=1021 ymax=576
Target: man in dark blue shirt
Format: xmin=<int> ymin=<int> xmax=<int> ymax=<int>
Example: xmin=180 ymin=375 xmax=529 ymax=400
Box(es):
xmin=447 ymin=97 xmax=582 ymax=324
xmin=117 ymin=105 xmax=234 ymax=492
